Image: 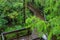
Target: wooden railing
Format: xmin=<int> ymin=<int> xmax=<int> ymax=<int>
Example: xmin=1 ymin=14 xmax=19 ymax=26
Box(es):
xmin=0 ymin=27 xmax=31 ymax=40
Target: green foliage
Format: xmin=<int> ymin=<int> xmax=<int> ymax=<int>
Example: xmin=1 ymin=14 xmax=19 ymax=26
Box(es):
xmin=4 ymin=25 xmax=22 ymax=32
xmin=0 ymin=0 xmax=24 ymax=28
xmin=26 ymin=16 xmax=48 ymax=37
xmin=26 ymin=0 xmax=60 ymax=40
xmin=47 ymin=16 xmax=60 ymax=40
xmin=0 ymin=0 xmax=60 ymax=40
xmin=6 ymin=33 xmax=16 ymax=40
xmin=0 ymin=1 xmax=33 ymax=40
xmin=26 ymin=9 xmax=33 ymax=18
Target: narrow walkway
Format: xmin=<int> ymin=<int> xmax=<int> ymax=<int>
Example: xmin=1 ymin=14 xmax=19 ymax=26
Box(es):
xmin=27 ymin=3 xmax=44 ymax=20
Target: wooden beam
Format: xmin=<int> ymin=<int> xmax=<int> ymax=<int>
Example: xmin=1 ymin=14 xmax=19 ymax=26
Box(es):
xmin=2 ymin=27 xmax=31 ymax=35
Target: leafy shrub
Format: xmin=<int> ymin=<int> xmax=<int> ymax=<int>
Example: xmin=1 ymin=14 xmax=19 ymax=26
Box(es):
xmin=0 ymin=0 xmax=25 ymax=33
xmin=26 ymin=16 xmax=48 ymax=37
xmin=0 ymin=0 xmax=23 ymax=25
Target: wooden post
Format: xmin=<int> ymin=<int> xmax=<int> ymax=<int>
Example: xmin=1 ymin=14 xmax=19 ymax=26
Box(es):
xmin=23 ymin=0 xmax=27 ymax=24
xmin=1 ymin=33 xmax=5 ymax=40
xmin=27 ymin=28 xmax=31 ymax=35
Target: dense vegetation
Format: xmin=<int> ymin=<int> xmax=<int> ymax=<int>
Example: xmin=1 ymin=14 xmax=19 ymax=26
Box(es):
xmin=0 ymin=0 xmax=33 ymax=40
xmin=26 ymin=0 xmax=60 ymax=40
xmin=0 ymin=0 xmax=60 ymax=40
xmin=0 ymin=0 xmax=23 ymax=33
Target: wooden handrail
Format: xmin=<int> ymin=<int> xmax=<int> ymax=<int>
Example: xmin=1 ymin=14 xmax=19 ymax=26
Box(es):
xmin=0 ymin=28 xmax=31 ymax=36
xmin=2 ymin=27 xmax=31 ymax=35
xmin=0 ymin=27 xmax=31 ymax=40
